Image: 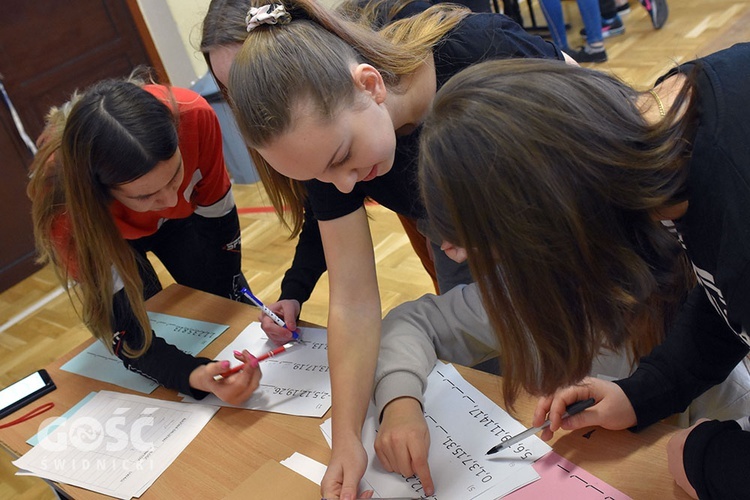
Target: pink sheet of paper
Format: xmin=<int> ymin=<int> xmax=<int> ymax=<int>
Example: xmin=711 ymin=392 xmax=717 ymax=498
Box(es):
xmin=506 ymin=451 xmax=631 ymax=500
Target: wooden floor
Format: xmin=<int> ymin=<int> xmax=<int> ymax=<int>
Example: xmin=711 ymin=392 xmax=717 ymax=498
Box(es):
xmin=2 ymin=1 xmax=749 ymax=496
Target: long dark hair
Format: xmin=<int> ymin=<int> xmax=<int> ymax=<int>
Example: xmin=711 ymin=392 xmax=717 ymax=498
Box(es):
xmin=29 ymin=79 xmax=179 ymax=357
xmin=420 ymin=58 xmax=697 ymax=403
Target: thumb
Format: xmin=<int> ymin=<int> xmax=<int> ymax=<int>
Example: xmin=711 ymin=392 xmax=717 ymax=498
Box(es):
xmin=285 ymin=318 xmax=298 ymax=333
xmin=281 ymin=303 xmax=299 ymax=331
xmin=339 ymin=475 xmax=360 ymax=500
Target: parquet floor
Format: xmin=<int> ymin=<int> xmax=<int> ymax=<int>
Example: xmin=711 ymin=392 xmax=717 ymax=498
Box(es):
xmin=2 ymin=1 xmax=748 ymax=496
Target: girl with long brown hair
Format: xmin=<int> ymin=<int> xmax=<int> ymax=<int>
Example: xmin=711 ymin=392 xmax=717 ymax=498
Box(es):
xmin=416 ymin=44 xmax=750 ymax=499
xmin=29 ymin=78 xmax=261 ymax=405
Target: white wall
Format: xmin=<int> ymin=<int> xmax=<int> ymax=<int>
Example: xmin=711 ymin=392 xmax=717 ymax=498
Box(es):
xmin=136 ymin=0 xmax=211 ymax=87
xmin=164 ymin=0 xmax=213 ymax=84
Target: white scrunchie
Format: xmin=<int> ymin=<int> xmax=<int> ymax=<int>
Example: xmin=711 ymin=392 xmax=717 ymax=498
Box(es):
xmin=246 ymin=4 xmax=292 ymax=32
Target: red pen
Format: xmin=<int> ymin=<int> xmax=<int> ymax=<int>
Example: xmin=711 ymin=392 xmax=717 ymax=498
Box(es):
xmin=212 ymin=342 xmax=296 ymax=381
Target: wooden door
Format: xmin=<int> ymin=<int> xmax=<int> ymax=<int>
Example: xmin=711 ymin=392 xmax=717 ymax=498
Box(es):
xmin=0 ymin=0 xmax=164 ymax=292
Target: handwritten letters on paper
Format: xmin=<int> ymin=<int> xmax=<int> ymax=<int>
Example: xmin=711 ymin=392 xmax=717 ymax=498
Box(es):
xmin=61 ymin=312 xmax=228 ymax=393
xmin=182 ymin=322 xmax=331 ymax=417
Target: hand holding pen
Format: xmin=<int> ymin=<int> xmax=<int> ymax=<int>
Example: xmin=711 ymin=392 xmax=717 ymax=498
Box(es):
xmin=212 ymin=289 xmax=304 ymax=381
xmin=196 ymin=350 xmax=261 ymax=405
xmin=486 ymin=398 xmax=595 ymax=455
xmin=533 ymin=377 xmax=638 ymax=442
xmin=241 ymin=288 xmax=301 ymax=344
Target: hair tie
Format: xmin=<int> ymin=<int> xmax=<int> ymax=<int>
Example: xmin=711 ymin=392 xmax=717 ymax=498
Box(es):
xmin=246 ymin=4 xmax=292 ymax=32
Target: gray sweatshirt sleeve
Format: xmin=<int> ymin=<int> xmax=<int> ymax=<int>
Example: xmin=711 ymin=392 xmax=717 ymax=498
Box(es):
xmin=374 ymin=283 xmax=499 ymax=417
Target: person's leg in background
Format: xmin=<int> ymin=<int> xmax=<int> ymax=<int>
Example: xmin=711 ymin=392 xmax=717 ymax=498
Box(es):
xmin=581 ymin=0 xmax=624 ymax=40
xmin=541 ymin=0 xmax=608 ymax=63
xmin=501 ymin=0 xmax=524 ymax=25
xmin=614 ymin=0 xmax=631 ymax=15
xmin=599 ymin=0 xmax=625 ymax=38
xmin=538 ymin=0 xmax=570 ymax=51
xmin=576 ymin=0 xmax=608 ymax=60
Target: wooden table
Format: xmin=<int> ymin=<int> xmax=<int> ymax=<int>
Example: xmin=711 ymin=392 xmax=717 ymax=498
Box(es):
xmin=0 ymin=284 xmax=690 ymax=499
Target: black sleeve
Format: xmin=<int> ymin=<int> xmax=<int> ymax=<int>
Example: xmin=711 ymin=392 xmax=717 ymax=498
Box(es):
xmin=112 ymin=289 xmax=212 ymax=399
xmin=188 ymin=205 xmax=247 ymax=300
xmin=279 ymin=204 xmax=327 ymax=305
xmin=433 ymin=14 xmax=564 ymax=89
xmin=473 ymin=14 xmax=564 ymax=61
xmin=614 ymin=286 xmax=749 ymax=428
xmin=683 ymin=419 xmax=750 ymax=499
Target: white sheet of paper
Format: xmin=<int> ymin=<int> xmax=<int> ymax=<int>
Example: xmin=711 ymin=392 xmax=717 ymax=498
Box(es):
xmin=182 ymin=322 xmax=331 ymax=417
xmin=280 ymin=452 xmax=328 ymax=485
xmin=322 ymin=362 xmax=549 ymax=499
xmin=13 ymin=391 xmax=217 ymax=500
xmin=280 ymin=452 xmax=377 ymax=495
xmin=61 ymin=312 xmax=228 ymax=393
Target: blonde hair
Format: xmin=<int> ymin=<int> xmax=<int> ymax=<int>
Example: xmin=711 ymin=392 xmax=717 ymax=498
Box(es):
xmin=28 ymin=78 xmax=179 ymax=357
xmin=226 ymin=0 xmax=469 ymax=235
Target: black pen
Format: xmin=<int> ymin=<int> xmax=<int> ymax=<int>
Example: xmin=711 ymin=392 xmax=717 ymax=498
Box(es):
xmin=485 ymin=398 xmax=596 ymax=455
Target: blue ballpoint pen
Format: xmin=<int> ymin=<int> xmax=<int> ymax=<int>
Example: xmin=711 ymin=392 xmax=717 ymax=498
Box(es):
xmin=241 ymin=287 xmax=300 ymax=340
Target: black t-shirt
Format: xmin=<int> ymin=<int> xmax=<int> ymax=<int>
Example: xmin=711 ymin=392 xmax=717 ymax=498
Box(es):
xmin=304 ymin=13 xmax=564 ymax=222
xmin=613 ymin=42 xmax=750 ymax=500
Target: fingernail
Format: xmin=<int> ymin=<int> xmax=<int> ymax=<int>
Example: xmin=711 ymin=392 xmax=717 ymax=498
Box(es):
xmin=248 ymin=354 xmax=259 ymax=368
xmin=233 ymin=350 xmax=242 ymax=357
xmin=425 ymin=487 xmax=435 ymax=496
xmin=221 ymin=360 xmax=230 ymax=369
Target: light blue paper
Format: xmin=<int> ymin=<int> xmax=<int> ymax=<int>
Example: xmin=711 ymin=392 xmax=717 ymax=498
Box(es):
xmin=60 ymin=312 xmax=229 ymax=393
xmin=27 ymin=391 xmax=98 ymax=446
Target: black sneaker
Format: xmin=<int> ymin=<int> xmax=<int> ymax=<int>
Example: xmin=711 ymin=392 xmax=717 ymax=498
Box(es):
xmin=640 ymin=0 xmax=668 ymax=29
xmin=568 ymin=45 xmax=608 ymax=63
xmin=616 ymin=2 xmax=631 ymax=15
xmin=579 ymin=15 xmax=625 ymax=39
